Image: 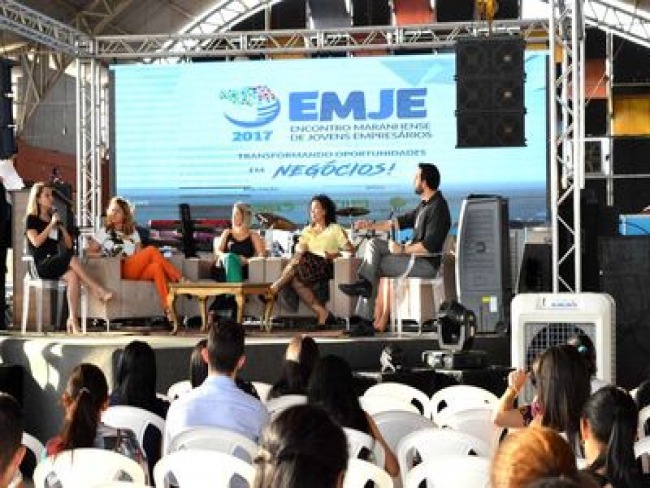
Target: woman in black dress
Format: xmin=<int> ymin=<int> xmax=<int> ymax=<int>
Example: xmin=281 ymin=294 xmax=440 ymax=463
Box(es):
xmin=25 ymin=182 xmax=112 ymax=333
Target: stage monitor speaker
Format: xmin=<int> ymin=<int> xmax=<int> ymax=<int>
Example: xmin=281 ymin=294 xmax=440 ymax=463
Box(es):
xmin=455 ymin=35 xmax=526 ymax=148
xmin=456 ymin=195 xmax=512 ymax=333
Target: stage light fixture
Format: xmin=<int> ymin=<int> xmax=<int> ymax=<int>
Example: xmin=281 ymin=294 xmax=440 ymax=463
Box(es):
xmin=437 ymin=300 xmax=476 ymax=352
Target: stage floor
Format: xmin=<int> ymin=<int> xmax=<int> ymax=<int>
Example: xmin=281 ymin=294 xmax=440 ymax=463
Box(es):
xmin=0 ymin=324 xmax=510 ymax=444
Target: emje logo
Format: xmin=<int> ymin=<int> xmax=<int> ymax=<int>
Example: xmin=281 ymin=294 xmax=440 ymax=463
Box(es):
xmin=220 ymin=86 xmax=280 ymax=128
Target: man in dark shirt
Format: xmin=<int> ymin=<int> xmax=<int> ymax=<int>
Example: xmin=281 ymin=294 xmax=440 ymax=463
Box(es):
xmin=339 ymin=163 xmax=451 ymax=321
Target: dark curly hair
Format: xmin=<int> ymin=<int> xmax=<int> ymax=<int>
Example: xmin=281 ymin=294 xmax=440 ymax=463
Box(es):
xmin=310 ymin=195 xmax=337 ymax=226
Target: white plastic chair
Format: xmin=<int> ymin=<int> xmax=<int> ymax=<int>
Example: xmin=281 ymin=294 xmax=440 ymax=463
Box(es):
xmin=252 ymin=381 xmax=272 ymax=404
xmin=404 ymin=455 xmax=490 ymax=488
xmin=166 ymin=426 xmax=259 ymax=462
xmin=360 ymin=395 xmax=420 ymax=417
xmin=22 ymin=432 xmax=45 ymax=461
xmin=265 ymin=394 xmax=307 ymax=418
xmin=102 ymin=405 xmax=165 ymax=455
xmin=438 ymin=407 xmax=505 ymax=454
xmin=344 ymin=427 xmax=386 ymax=469
xmin=373 ymin=410 xmax=436 ymax=453
xmin=20 ymin=432 xmax=45 ymax=479
xmin=166 ymin=380 xmax=192 ymax=401
xmin=639 ymin=405 xmax=650 ymax=439
xmin=154 ymin=449 xmax=255 ymax=488
xmin=430 ymin=385 xmax=498 ymax=425
xmin=634 ymin=437 xmax=650 ymax=474
xmin=33 ymin=448 xmax=146 ymax=487
xmin=397 ymin=428 xmax=490 ymax=483
xmin=343 ymin=458 xmax=393 ymax=488
xmin=364 ymin=383 xmax=432 ymax=418
xmin=21 ymin=253 xmax=67 ymax=333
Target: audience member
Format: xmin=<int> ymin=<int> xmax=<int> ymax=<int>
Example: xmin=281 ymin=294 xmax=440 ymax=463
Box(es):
xmin=87 ymin=196 xmax=186 ymax=322
xmin=110 ymin=340 xmax=169 ymax=478
xmin=265 ymin=194 xmax=354 ymax=327
xmin=0 ymin=393 xmax=25 ymax=488
xmin=45 ymin=364 xmax=148 ymax=483
xmin=165 ymin=321 xmax=269 ymax=448
xmin=581 ymin=386 xmax=645 ymax=488
xmin=491 ymin=426 xmax=580 ymax=488
xmin=308 ymin=354 xmax=398 ymax=476
xmin=25 ymin=182 xmax=113 ymax=333
xmin=567 ymin=333 xmax=608 ymax=393
xmin=536 ymin=344 xmax=591 ymax=453
xmin=494 ymin=356 xmax=541 ymax=429
xmin=268 ymin=335 xmax=319 ymax=401
xmin=110 ymin=340 xmax=169 ymax=418
xmin=254 ymin=404 xmax=348 ymax=488
xmin=189 ymin=339 xmax=209 ymax=388
xmin=188 ymin=337 xmax=260 ymax=399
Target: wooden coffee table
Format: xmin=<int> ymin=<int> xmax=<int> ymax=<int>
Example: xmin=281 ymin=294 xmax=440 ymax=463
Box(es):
xmin=167 ymin=282 xmax=275 ymax=334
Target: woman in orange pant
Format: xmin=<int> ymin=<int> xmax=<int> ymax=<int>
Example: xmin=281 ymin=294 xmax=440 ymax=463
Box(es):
xmin=87 ymin=197 xmax=185 ymax=318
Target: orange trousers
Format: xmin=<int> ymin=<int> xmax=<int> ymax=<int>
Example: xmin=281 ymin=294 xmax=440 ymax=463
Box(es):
xmin=121 ymin=246 xmax=182 ymax=309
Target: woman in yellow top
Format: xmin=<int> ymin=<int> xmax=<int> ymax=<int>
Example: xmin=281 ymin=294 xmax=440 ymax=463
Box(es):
xmin=268 ymin=195 xmax=354 ymax=326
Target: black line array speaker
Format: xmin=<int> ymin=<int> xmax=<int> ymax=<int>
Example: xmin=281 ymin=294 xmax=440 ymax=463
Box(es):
xmin=436 ymin=0 xmax=475 ymax=22
xmin=456 ymin=195 xmax=512 ymax=333
xmin=0 ymin=58 xmax=16 ymax=159
xmin=455 ymin=36 xmax=526 ymax=147
xmin=352 ymin=0 xmax=391 ymax=26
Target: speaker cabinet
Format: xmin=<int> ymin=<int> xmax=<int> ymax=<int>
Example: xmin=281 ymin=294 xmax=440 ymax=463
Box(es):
xmin=456 ymin=196 xmax=512 ymax=333
xmin=352 ymin=0 xmax=391 ymax=26
xmin=456 ymin=36 xmax=526 ymax=147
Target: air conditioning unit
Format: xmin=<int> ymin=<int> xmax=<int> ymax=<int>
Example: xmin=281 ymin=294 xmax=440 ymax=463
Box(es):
xmin=511 ymin=293 xmax=615 ymax=402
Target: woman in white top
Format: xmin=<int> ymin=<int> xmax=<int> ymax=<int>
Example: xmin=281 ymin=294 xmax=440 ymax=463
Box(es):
xmin=266 ymin=195 xmax=354 ymax=326
xmin=87 ymin=197 xmax=184 ymax=319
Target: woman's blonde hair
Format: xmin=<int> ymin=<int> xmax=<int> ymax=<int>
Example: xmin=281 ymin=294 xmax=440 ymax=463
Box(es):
xmin=232 ymin=202 xmax=252 ymax=228
xmin=105 ymin=196 xmax=136 ymax=235
xmin=25 ymin=182 xmax=51 ymax=217
xmin=491 ymin=426 xmax=579 ymax=488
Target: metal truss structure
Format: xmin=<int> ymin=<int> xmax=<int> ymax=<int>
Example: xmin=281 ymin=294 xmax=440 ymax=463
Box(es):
xmin=91 ymin=19 xmax=547 ymax=59
xmin=549 ymin=0 xmax=586 ymax=292
xmin=0 ymin=0 xmax=648 ymax=290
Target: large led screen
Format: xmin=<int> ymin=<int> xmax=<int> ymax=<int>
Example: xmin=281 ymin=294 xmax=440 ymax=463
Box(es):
xmin=110 ymin=52 xmax=547 ymax=227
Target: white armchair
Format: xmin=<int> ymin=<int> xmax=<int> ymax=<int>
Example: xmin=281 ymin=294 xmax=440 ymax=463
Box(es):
xmin=83 ymin=254 xmax=185 ymax=328
xmin=180 ymin=255 xmax=361 ymax=324
xmin=262 ymin=256 xmax=361 ymax=323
